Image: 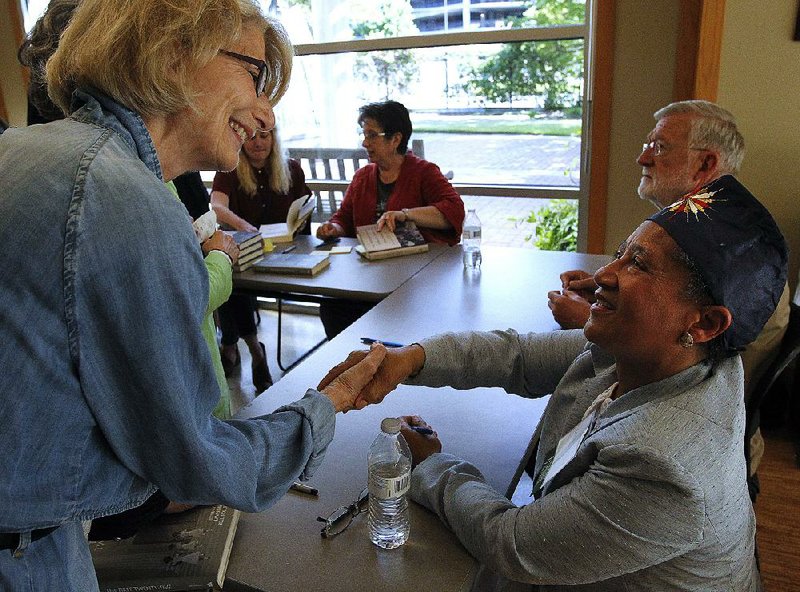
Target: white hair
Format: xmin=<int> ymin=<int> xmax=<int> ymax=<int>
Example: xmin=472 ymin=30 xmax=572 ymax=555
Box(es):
xmin=654 ymin=100 xmax=745 ymax=175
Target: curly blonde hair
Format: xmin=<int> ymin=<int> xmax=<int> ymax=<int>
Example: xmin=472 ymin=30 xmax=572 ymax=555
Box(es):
xmin=46 ymin=0 xmax=292 ymax=118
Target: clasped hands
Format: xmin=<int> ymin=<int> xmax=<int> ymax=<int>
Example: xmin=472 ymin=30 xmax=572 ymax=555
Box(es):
xmin=319 ymin=344 xmax=442 ymax=465
xmin=547 ymin=269 xmax=597 ymax=329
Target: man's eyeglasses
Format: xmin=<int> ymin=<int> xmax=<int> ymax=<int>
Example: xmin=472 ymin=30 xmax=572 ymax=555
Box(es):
xmin=220 ymin=50 xmax=267 ymax=97
xmin=641 ymin=140 xmax=708 ymax=157
xmin=317 ymin=487 xmax=368 ymax=538
xmin=359 ymin=130 xmax=388 ymax=141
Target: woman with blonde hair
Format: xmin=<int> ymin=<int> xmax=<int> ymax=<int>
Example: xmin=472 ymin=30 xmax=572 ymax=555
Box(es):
xmin=211 ymin=125 xmax=311 ymax=392
xmin=0 ymin=1 xmax=383 ymax=588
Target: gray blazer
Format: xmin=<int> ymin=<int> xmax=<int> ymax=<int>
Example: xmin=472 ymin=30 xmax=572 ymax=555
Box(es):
xmin=408 ymin=328 xmax=761 ymax=591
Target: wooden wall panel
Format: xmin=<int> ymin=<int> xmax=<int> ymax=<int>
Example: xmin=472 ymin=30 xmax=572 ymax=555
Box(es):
xmin=674 ymin=0 xmax=726 ymax=101
xmin=586 ymin=1 xmax=615 ymax=254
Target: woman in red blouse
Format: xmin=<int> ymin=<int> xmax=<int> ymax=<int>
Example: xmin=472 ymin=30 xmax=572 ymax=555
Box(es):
xmin=316 ymin=100 xmax=464 ymax=245
xmin=211 ymin=126 xmax=311 ymax=392
xmin=316 ymin=101 xmax=465 ymax=338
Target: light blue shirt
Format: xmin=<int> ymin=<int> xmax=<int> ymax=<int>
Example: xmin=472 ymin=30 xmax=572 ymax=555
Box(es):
xmin=0 ymin=89 xmax=335 ymax=590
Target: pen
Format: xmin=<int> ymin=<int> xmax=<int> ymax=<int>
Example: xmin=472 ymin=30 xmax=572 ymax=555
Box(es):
xmin=411 ymin=426 xmax=434 ymax=435
xmin=360 ymin=337 xmax=404 ymax=348
xmin=290 ymin=482 xmax=319 ymax=496
xmin=282 ymin=245 xmax=297 ymax=254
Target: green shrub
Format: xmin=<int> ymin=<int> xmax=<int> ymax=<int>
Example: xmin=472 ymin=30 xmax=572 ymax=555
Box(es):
xmin=524 ymin=199 xmax=577 ymax=252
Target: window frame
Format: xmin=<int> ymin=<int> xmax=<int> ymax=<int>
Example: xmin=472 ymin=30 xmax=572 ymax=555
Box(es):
xmin=292 ymin=5 xmax=595 ymax=250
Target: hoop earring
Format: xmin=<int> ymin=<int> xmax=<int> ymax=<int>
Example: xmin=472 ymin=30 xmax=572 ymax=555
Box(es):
xmin=679 ymin=332 xmax=694 ymax=348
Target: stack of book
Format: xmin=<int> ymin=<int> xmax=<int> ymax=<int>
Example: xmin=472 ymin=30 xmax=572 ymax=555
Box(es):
xmin=223 ymin=230 xmax=264 ymax=272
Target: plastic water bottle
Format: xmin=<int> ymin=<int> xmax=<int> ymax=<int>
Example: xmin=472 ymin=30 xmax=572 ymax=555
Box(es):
xmin=368 ymin=417 xmax=412 ymax=549
xmin=462 ymin=208 xmax=482 ymax=269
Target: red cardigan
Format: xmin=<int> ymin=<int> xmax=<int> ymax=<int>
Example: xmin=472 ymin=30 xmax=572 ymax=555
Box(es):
xmin=330 ymin=153 xmax=464 ymax=245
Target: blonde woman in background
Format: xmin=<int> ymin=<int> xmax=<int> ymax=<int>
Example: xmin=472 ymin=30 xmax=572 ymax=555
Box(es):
xmin=211 ymin=125 xmax=311 ymax=392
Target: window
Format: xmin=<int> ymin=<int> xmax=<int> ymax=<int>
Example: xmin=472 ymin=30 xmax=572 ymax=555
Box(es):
xmin=21 ymin=0 xmax=595 ymax=249
xmin=270 ymin=0 xmax=593 ymax=249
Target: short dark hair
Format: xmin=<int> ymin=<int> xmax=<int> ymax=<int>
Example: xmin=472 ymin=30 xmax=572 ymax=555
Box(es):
xmin=357 ymin=100 xmax=412 ymax=154
xmin=670 ymin=245 xmax=728 ymax=364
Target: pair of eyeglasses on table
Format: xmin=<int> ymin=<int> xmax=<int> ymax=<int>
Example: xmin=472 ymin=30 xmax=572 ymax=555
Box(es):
xmin=317 ymin=487 xmax=369 ymax=538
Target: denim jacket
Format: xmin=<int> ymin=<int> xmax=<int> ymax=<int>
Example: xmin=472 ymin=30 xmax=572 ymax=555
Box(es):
xmin=0 ymin=90 xmax=335 ymax=531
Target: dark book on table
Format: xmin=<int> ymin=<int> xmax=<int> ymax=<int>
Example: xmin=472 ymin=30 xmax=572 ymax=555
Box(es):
xmin=90 ymin=505 xmax=240 ymax=592
xmin=355 ymin=220 xmax=429 ymax=260
xmin=251 ymin=252 xmax=331 ymax=276
xmin=223 ymin=229 xmax=263 ymax=252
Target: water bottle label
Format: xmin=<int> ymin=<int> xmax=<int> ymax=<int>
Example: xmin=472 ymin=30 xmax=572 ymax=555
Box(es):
xmin=369 ymin=473 xmax=410 ymax=500
xmin=463 ymin=229 xmax=481 ymax=240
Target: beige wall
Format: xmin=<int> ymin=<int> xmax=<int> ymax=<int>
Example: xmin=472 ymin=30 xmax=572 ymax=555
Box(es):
xmin=718 ymin=0 xmax=800 ymax=290
xmin=0 ymin=0 xmax=27 ymax=125
xmin=602 ymin=0 xmax=681 ymax=255
xmin=605 ymin=0 xmax=800 ymax=294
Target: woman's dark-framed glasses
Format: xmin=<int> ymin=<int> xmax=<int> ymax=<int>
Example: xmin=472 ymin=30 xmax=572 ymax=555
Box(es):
xmin=317 ymin=487 xmax=368 ymax=538
xmin=220 ymin=50 xmax=267 ymax=97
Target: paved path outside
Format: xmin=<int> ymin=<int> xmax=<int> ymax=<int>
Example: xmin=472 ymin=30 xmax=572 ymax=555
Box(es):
xmin=415 ymin=132 xmax=581 ymax=187
xmin=283 ymin=132 xmax=580 ymax=249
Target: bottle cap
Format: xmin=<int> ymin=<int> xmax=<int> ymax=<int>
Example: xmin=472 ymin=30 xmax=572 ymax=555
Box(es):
xmin=380 ymin=417 xmax=401 ymax=434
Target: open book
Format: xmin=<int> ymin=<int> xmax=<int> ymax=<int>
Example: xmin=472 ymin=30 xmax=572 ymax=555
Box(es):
xmin=356 ymin=221 xmax=429 ymax=261
xmin=90 ymin=504 xmax=240 ymax=592
xmin=259 ymin=194 xmax=316 ymax=244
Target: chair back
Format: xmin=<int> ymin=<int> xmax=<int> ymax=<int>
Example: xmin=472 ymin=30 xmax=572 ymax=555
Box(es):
xmin=745 ymin=302 xmax=800 ymax=488
xmin=288 ymin=139 xmax=427 ymax=223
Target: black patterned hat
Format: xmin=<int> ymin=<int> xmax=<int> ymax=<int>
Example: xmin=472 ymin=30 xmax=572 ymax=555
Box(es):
xmin=648 ymin=175 xmax=788 ymax=352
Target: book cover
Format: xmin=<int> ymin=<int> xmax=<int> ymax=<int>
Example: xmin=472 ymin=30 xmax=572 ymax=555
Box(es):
xmin=236 ymin=240 xmax=264 ymax=260
xmin=90 ymin=505 xmax=240 ymax=592
xmin=259 ymin=194 xmax=315 ymax=243
xmin=251 ymin=252 xmax=330 ymax=276
xmin=356 ymin=221 xmax=429 ymax=260
xmin=222 ymin=229 xmax=262 ymax=249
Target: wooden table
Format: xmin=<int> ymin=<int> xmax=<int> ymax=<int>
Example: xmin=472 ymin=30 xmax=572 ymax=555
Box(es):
xmin=233 ymin=236 xmax=448 ymax=303
xmin=226 ymin=247 xmax=610 ymax=592
xmin=233 ymin=235 xmax=449 ymax=369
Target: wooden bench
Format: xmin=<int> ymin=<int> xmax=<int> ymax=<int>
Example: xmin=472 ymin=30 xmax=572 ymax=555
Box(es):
xmin=288 ymin=139 xmax=426 ymax=222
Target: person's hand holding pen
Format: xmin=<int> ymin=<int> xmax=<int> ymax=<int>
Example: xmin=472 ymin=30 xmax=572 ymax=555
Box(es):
xmin=317 ymin=343 xmax=426 ymax=409
xmin=399 ymin=415 xmax=441 ymax=467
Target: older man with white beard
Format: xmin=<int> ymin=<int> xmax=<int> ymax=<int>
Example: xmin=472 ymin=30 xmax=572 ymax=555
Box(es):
xmin=547 ymin=100 xmax=790 ymax=489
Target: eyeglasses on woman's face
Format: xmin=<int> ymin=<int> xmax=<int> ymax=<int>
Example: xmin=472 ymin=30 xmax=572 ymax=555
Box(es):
xmin=358 ymin=129 xmax=388 ymax=142
xmin=316 ymin=487 xmax=368 ymax=538
xmin=220 ymin=49 xmax=267 ymax=97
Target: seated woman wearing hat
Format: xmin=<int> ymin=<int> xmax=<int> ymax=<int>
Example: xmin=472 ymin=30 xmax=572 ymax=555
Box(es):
xmin=321 ymin=175 xmax=785 ymax=591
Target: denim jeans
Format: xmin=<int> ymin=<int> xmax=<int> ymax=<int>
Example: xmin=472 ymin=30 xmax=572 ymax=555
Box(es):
xmin=0 ymin=524 xmax=97 ymax=592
